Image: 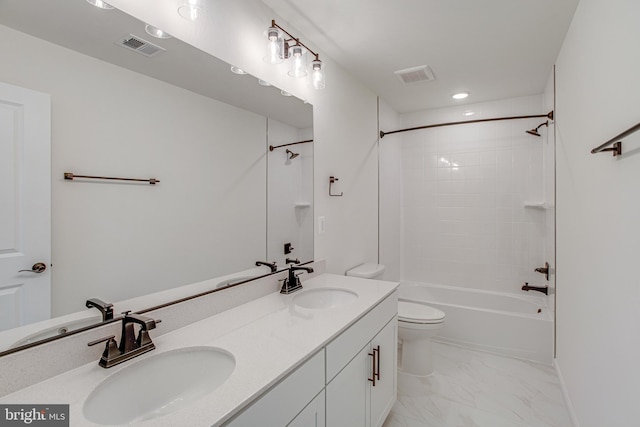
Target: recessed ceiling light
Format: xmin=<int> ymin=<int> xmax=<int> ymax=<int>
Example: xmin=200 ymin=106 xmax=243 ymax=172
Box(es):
xmin=452 ymin=92 xmax=469 ymax=100
xmin=230 ymin=66 xmax=247 ymax=75
xmin=145 ymin=25 xmax=172 ymax=39
xmin=86 ymin=0 xmax=114 ymax=9
xmin=463 ymin=110 xmax=475 ymax=116
xmin=258 ymin=79 xmax=271 ymax=87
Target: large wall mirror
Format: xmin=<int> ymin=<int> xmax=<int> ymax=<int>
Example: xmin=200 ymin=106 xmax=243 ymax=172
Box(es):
xmin=0 ymin=0 xmax=313 ymax=354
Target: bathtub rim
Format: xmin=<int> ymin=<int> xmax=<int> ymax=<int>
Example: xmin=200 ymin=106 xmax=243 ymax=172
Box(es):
xmin=399 ymin=281 xmax=552 ymax=321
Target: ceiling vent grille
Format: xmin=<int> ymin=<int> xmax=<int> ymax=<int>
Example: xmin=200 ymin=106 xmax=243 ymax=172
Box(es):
xmin=394 ymin=65 xmax=436 ymax=85
xmin=116 ymin=34 xmax=165 ymax=57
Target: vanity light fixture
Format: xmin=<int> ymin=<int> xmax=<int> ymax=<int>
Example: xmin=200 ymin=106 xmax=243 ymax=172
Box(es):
xmin=452 ymin=92 xmax=469 ymax=100
xmin=288 ymin=44 xmax=307 ymax=78
xmin=264 ymin=20 xmax=326 ymax=90
xmin=145 ymin=25 xmax=172 ymax=39
xmin=230 ymin=66 xmax=248 ymax=75
xmin=178 ymin=0 xmax=206 ymax=21
xmin=86 ymin=0 xmax=114 ymax=9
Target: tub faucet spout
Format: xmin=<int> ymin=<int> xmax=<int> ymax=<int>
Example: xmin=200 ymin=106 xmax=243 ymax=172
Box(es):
xmin=521 ymin=282 xmax=549 ymax=295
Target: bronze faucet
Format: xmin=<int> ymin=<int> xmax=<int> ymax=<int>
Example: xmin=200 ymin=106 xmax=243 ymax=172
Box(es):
xmin=280 ymin=265 xmax=314 ymax=294
xmin=521 ymin=282 xmax=549 ymax=295
xmin=88 ymin=312 xmax=161 ymax=368
xmin=85 ymin=298 xmax=114 ymax=321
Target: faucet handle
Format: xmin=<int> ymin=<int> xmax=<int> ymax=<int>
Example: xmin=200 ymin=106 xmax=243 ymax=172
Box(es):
xmin=87 ymin=335 xmax=120 ymax=363
xmin=87 ymin=335 xmax=116 ymax=347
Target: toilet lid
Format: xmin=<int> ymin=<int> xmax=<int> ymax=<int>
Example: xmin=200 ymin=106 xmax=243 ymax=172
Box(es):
xmin=398 ymin=301 xmax=445 ymax=323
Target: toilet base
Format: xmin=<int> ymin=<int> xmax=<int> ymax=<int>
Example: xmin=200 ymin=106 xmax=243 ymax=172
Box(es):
xmin=399 ymin=336 xmax=434 ymax=376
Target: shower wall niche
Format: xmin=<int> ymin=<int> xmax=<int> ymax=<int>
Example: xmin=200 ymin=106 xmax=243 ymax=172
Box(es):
xmin=398 ymin=95 xmax=551 ymax=294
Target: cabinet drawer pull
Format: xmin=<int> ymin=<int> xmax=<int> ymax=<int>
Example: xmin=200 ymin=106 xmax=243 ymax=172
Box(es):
xmin=374 ymin=345 xmax=380 ymax=381
xmin=368 ymin=348 xmax=377 ymax=386
xmin=367 ymin=346 xmax=380 ymax=387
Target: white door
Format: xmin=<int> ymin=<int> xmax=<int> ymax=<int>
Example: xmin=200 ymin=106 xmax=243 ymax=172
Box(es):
xmin=0 ymin=81 xmax=51 ymax=332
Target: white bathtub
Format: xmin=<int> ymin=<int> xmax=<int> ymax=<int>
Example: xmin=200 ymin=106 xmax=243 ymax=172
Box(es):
xmin=399 ymin=282 xmax=553 ymax=364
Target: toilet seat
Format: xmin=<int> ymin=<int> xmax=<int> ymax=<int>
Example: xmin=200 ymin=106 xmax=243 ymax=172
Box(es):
xmin=398 ymin=301 xmax=445 ymax=324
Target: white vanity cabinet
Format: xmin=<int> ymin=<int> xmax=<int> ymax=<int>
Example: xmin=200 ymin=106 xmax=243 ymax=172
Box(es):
xmin=224 ymin=350 xmax=325 ymax=427
xmin=225 ymin=290 xmax=398 ymax=427
xmin=325 ymin=293 xmax=398 ymax=427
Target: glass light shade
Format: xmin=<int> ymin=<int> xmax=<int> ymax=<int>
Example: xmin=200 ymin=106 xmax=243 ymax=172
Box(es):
xmin=86 ymin=0 xmax=114 ymax=9
xmin=145 ymin=25 xmax=172 ymax=39
xmin=452 ymin=92 xmax=469 ymax=100
xmin=264 ymin=26 xmax=284 ymax=64
xmin=178 ymin=0 xmax=206 ymax=21
xmin=288 ymin=45 xmax=307 ymax=78
xmin=308 ymin=59 xmax=326 ymax=90
xmin=258 ymin=79 xmax=272 ymax=87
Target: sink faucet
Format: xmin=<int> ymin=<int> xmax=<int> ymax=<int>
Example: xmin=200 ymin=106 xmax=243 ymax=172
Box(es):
xmin=88 ymin=312 xmax=161 ymax=368
xmin=281 ymin=265 xmax=314 ymax=294
xmin=85 ymin=298 xmax=114 ymax=321
xmin=256 ymin=260 xmax=278 ymax=273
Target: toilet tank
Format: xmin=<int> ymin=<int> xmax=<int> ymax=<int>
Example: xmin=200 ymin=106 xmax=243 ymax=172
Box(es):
xmin=345 ymin=263 xmax=385 ymax=279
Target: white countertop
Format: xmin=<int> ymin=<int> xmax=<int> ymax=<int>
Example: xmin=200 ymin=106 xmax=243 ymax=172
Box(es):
xmin=0 ymin=274 xmax=398 ymax=426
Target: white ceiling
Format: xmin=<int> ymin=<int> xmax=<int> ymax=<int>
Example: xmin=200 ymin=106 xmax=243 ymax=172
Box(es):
xmin=262 ymin=0 xmax=580 ymax=113
xmin=0 ymin=0 xmax=312 ymax=129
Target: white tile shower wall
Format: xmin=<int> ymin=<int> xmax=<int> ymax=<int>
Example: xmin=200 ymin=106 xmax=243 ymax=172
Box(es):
xmin=267 ymin=119 xmax=313 ymax=266
xmin=400 ymin=96 xmax=547 ymax=294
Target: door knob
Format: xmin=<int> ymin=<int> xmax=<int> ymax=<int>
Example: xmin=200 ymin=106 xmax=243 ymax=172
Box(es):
xmin=18 ymin=262 xmax=47 ymax=273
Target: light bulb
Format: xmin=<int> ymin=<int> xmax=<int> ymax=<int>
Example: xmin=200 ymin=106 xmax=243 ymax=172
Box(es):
xmin=308 ymin=59 xmax=326 ymax=90
xmin=288 ymin=45 xmax=307 ymax=78
xmin=264 ymin=27 xmax=283 ymax=64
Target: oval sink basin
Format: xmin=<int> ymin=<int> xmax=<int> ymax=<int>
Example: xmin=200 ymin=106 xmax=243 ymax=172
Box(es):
xmin=83 ymin=347 xmax=235 ymax=425
xmin=293 ymin=288 xmax=358 ymax=309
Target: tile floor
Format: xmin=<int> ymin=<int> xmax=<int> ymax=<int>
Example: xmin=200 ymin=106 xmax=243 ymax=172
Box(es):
xmin=383 ymin=342 xmax=573 ymax=427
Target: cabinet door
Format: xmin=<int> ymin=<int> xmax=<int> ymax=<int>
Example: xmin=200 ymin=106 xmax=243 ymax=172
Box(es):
xmin=370 ymin=317 xmax=398 ymax=427
xmin=287 ymin=390 xmax=325 ymax=427
xmin=326 ymin=345 xmax=371 ymax=427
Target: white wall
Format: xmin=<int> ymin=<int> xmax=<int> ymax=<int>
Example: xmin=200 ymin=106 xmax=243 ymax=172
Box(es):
xmin=397 ymin=96 xmax=548 ymax=293
xmin=554 ymin=0 xmax=640 ymax=425
xmin=0 ymin=25 xmax=267 ymax=316
xmin=107 ymin=0 xmax=381 ymax=275
xmin=378 ymin=98 xmax=402 ymax=281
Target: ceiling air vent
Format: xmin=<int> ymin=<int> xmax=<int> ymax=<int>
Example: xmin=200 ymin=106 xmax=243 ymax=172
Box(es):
xmin=394 ymin=65 xmax=436 ymax=85
xmin=116 ymin=34 xmax=165 ymax=57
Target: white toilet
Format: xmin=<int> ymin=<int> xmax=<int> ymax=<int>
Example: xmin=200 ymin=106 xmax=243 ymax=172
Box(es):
xmin=345 ymin=263 xmax=446 ymax=377
xmin=396 ymin=301 xmax=445 ymax=376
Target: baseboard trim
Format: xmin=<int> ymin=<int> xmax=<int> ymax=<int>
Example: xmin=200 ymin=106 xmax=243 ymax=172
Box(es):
xmin=553 ymin=358 xmax=580 ymax=427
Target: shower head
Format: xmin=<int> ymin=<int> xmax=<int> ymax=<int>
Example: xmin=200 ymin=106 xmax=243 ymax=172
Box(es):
xmin=286 ymin=149 xmax=299 ymax=160
xmin=526 ymin=121 xmax=549 ymax=137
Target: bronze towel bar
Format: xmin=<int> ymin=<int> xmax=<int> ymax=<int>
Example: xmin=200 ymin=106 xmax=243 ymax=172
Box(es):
xmin=64 ymin=173 xmax=160 ymax=185
xmin=590 ymin=121 xmax=640 ymax=157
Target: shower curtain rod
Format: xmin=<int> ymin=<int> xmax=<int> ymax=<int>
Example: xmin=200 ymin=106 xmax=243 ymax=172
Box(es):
xmin=379 ymin=111 xmax=554 ymax=139
xmin=269 ymin=139 xmax=313 ymax=151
